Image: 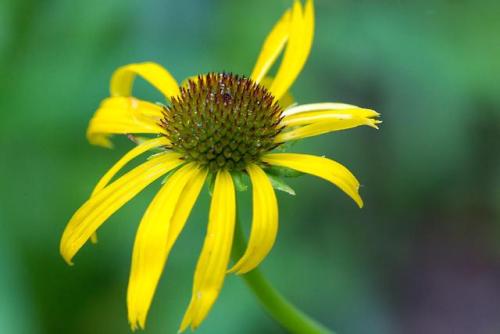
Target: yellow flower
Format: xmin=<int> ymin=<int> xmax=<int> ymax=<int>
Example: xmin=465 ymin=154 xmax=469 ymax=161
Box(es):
xmin=60 ymin=0 xmax=379 ymax=331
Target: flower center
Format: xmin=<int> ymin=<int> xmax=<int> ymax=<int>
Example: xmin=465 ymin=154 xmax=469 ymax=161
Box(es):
xmin=160 ymin=73 xmax=284 ymax=171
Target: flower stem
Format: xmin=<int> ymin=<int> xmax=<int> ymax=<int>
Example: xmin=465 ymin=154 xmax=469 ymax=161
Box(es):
xmin=232 ymin=217 xmax=335 ymax=334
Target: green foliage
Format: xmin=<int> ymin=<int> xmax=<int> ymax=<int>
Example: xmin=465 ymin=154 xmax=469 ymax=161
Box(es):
xmin=265 ymin=165 xmax=305 ymax=178
xmin=231 ymin=170 xmax=249 ymax=192
xmin=0 ymin=0 xmax=499 ymax=333
xmin=266 ymin=173 xmax=296 ymax=196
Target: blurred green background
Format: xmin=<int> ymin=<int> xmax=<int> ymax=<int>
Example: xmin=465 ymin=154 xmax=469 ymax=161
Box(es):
xmin=1 ymin=0 xmax=499 ymax=333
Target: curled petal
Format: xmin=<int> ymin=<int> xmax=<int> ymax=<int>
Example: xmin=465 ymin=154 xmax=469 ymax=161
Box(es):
xmin=59 ymin=153 xmax=183 ymax=265
xmin=229 ymin=164 xmax=278 ymax=274
xmin=127 ymin=163 xmax=207 ymax=330
xmin=262 ymin=153 xmax=363 ymax=208
xmin=87 ymin=136 xmax=170 ymax=244
xmin=165 ymin=168 xmax=209 ymax=252
xmin=110 ymin=62 xmax=180 ymax=100
xmin=179 ymin=170 xmax=236 ymax=332
xmin=276 ymin=118 xmax=379 ymax=143
xmin=282 ymin=103 xmax=380 ymax=120
xmin=276 ymin=103 xmax=380 ymax=142
xmin=91 ymin=137 xmax=170 ymax=196
xmin=86 ymin=97 xmax=166 ymax=148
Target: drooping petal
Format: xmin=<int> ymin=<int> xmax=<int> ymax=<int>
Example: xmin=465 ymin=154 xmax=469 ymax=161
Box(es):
xmin=165 ymin=168 xmax=209 ymax=252
xmin=127 ymin=163 xmax=207 ymax=330
xmin=282 ymin=103 xmax=380 ymax=120
xmin=283 ymin=113 xmax=379 ymax=127
xmin=276 ymin=118 xmax=379 ymax=143
xmin=59 ymin=153 xmax=183 ymax=264
xmin=88 ymin=136 xmax=170 ymax=244
xmin=262 ymin=153 xmax=363 ymax=208
xmin=179 ymin=170 xmax=235 ymax=332
xmin=276 ymin=103 xmax=381 ymax=142
xmin=91 ymin=137 xmax=170 ymax=196
xmin=250 ymin=9 xmax=291 ymax=84
xmin=87 ymin=97 xmax=166 ymax=148
xmin=110 ymin=62 xmax=180 ymax=100
xmin=269 ymin=0 xmax=314 ymax=100
xmin=228 ymin=164 xmax=278 ymax=274
xmin=282 ymin=102 xmax=370 ymax=117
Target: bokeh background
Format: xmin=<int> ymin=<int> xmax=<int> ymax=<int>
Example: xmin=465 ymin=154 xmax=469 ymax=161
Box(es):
xmin=1 ymin=0 xmax=499 ymax=333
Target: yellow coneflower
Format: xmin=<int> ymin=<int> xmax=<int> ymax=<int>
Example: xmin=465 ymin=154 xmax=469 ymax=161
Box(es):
xmin=60 ymin=0 xmax=379 ymax=331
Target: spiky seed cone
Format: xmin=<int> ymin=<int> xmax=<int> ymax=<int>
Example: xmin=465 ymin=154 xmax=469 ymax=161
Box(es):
xmin=161 ymin=73 xmax=284 ymax=171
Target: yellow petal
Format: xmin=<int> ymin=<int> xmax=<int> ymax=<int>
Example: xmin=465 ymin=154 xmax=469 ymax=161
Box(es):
xmin=277 ymin=102 xmax=381 ymax=142
xmin=262 ymin=153 xmax=363 ymax=208
xmin=269 ymin=0 xmax=314 ymax=100
xmin=250 ymin=9 xmax=291 ymax=84
xmin=59 ymin=153 xmax=183 ymax=265
xmin=282 ymin=111 xmax=379 ymax=126
xmin=282 ymin=104 xmax=380 ymax=122
xmin=110 ymin=62 xmax=180 ymax=100
xmin=259 ymin=76 xmax=294 ymax=109
xmin=276 ymin=118 xmax=379 ymax=143
xmin=88 ymin=137 xmax=170 ymax=244
xmin=127 ymin=163 xmax=206 ymax=330
xmin=91 ymin=137 xmax=170 ymax=196
xmin=228 ymin=164 xmax=278 ymax=274
xmin=179 ymin=170 xmax=235 ymax=332
xmin=282 ymin=102 xmax=376 ymax=117
xmin=87 ymin=97 xmax=166 ymax=148
xmin=166 ymin=168 xmax=209 ymax=252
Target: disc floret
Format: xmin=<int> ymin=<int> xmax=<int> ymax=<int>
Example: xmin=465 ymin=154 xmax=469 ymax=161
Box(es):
xmin=161 ymin=73 xmax=284 ymax=171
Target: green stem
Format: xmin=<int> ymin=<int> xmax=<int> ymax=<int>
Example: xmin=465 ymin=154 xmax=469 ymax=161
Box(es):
xmin=232 ymin=217 xmax=335 ymax=334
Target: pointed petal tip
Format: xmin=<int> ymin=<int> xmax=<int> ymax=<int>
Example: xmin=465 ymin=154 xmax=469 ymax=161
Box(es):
xmin=128 ymin=317 xmax=145 ymax=332
xmin=178 ymin=321 xmax=189 ymax=333
xmin=190 ymin=318 xmax=204 ymax=331
xmin=60 ymin=245 xmax=75 ymax=266
xmin=179 ymin=310 xmax=192 ymax=334
xmin=364 ymin=108 xmax=380 ymax=117
xmin=355 ymin=194 xmax=364 ymax=208
xmin=367 ymin=119 xmax=381 ymax=129
xmin=87 ymin=134 xmax=114 ymax=149
xmin=353 ymin=184 xmax=364 ymax=208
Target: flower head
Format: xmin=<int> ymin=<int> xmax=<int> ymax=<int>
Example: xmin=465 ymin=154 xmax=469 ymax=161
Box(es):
xmin=60 ymin=0 xmax=380 ymax=331
xmin=161 ymin=73 xmax=283 ymax=172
